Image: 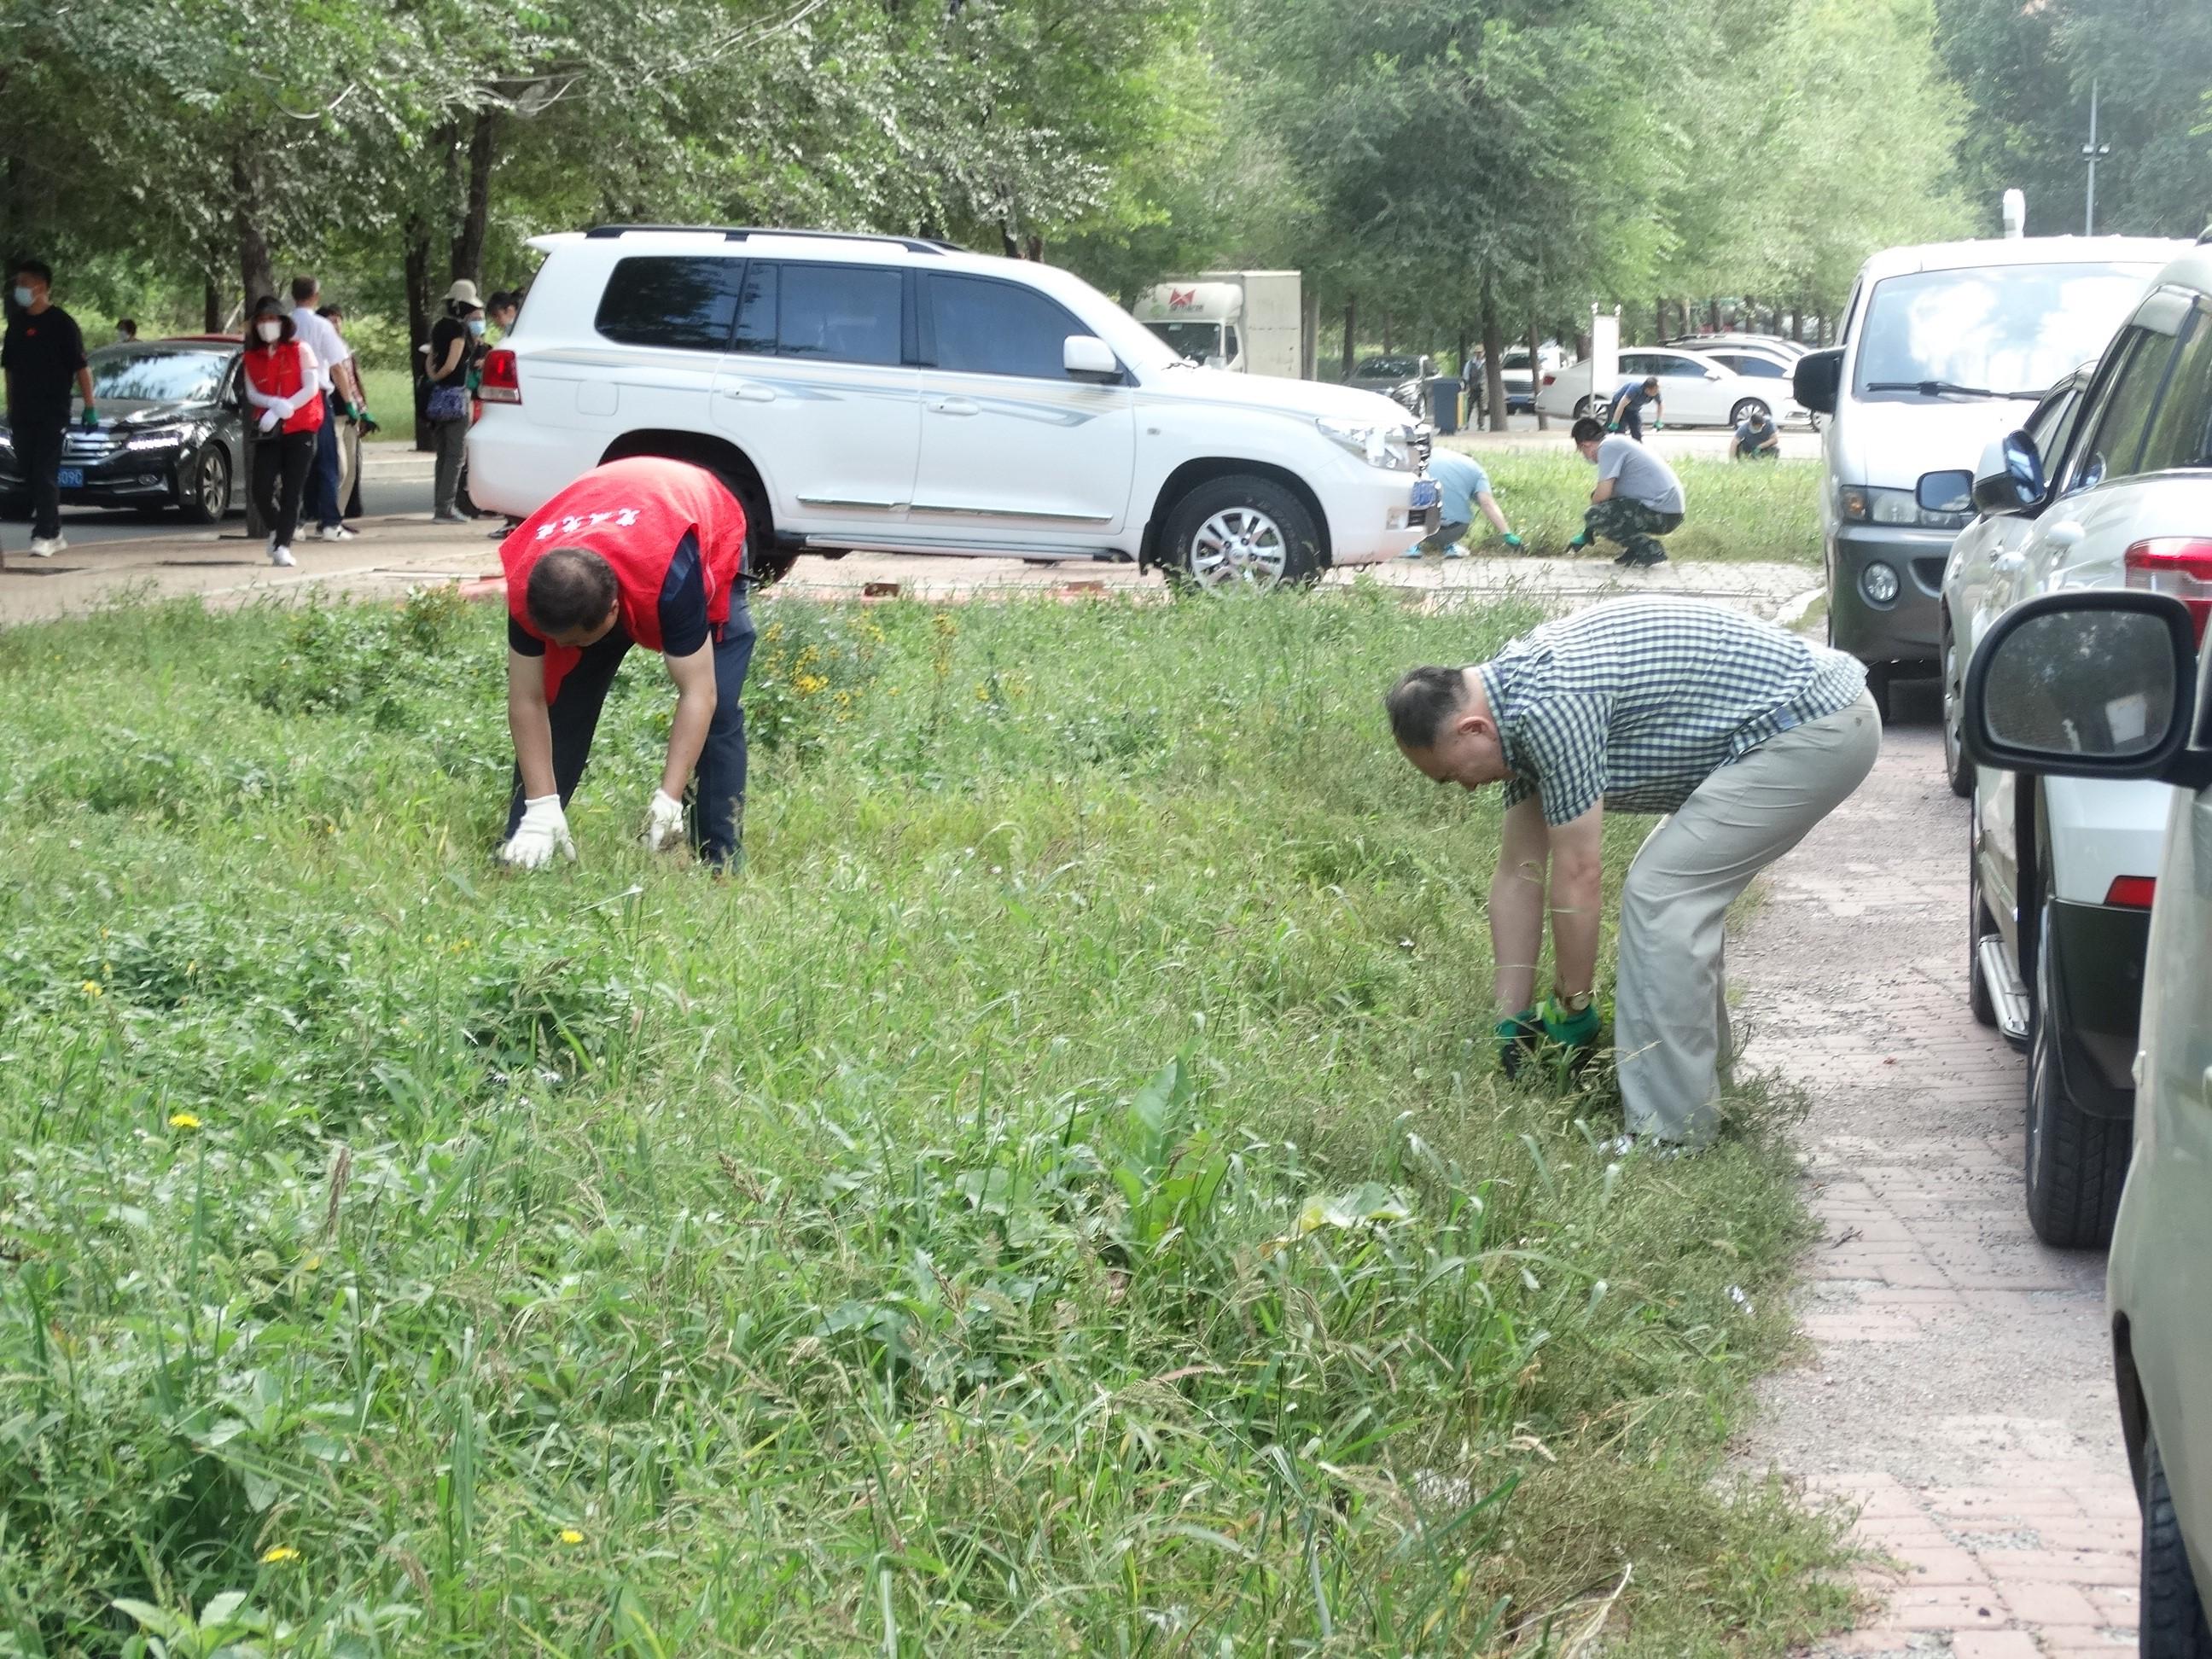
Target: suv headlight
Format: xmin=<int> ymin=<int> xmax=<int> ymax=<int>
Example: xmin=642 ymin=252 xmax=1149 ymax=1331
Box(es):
xmin=1317 ymin=416 xmax=1417 ymax=471
xmin=1837 ymin=482 xmax=1969 ymax=530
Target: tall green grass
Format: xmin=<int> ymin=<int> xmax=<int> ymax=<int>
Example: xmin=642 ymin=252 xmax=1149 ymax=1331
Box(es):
xmin=0 ymin=589 xmax=1849 ymax=1654
xmin=1444 ymin=447 xmax=1822 ymax=565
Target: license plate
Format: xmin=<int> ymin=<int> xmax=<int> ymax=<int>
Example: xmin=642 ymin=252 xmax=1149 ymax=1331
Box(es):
xmin=1410 ymin=479 xmax=1440 ymax=509
xmin=56 ymin=468 xmax=84 ymax=489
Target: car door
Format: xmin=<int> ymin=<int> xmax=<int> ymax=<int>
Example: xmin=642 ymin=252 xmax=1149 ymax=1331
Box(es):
xmin=1651 ymin=350 xmax=1727 ymax=424
xmin=909 ymin=272 xmax=1138 ymax=545
xmin=712 ymin=259 xmax=923 ymax=537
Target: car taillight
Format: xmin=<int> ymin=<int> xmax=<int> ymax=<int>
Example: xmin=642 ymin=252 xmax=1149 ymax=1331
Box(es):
xmin=1541 ymin=373 xmax=1556 ymax=387
xmin=2123 ymin=538 xmax=2212 ymax=643
xmin=2104 ymin=876 xmax=2157 ymax=910
xmin=479 ymin=348 xmax=521 ymax=405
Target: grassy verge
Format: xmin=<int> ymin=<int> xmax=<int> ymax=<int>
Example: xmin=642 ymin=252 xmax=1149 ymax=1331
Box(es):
xmin=0 ymin=590 xmax=1849 ymax=1653
xmin=1440 ymin=446 xmax=1822 ymax=566
xmin=356 ymin=367 xmax=414 ymax=439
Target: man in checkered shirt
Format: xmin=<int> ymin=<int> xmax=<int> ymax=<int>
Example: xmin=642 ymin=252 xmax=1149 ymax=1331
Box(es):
xmin=1385 ymin=598 xmax=1881 ymax=1147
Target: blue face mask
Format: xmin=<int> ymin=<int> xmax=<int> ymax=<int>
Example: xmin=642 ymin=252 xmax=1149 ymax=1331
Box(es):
xmin=466 ymin=318 xmax=486 ymax=337
xmin=11 ymin=286 xmax=32 ymax=308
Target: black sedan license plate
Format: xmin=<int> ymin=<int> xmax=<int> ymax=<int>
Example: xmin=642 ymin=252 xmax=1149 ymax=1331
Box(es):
xmin=1411 ymin=479 xmax=1440 ymax=510
xmin=57 ymin=468 xmax=84 ymax=489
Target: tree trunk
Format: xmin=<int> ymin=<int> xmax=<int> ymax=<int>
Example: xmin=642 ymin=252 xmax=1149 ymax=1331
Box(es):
xmin=1709 ymin=296 xmax=1722 ymax=332
xmin=203 ymin=276 xmax=222 ymax=334
xmin=1654 ymin=295 xmax=1667 ymax=346
xmin=449 ymin=106 xmax=498 ymax=286
xmin=1525 ymin=317 xmax=1547 ymax=433
xmin=1381 ymin=309 xmax=1393 ymax=353
xmin=1480 ymin=274 xmax=1508 ymax=433
xmin=404 ymin=215 xmax=435 ymax=451
xmin=1341 ymin=294 xmax=1356 ymax=381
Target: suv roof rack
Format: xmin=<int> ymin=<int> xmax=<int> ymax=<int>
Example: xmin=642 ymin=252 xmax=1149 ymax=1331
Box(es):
xmin=583 ymin=224 xmax=962 ymax=256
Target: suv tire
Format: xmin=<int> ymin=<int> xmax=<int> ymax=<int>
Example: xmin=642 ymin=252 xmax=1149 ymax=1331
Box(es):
xmin=2144 ymin=1429 xmax=2212 ymax=1657
xmin=1162 ymin=474 xmax=1321 ymax=593
xmin=1941 ymin=622 xmax=1972 ymax=797
xmin=2024 ymin=899 xmax=2130 ymax=1249
xmin=1968 ymin=824 xmax=1998 ymax=1028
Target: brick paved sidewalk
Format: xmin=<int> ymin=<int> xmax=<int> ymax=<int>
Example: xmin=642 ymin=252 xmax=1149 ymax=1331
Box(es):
xmin=1734 ymin=714 xmax=2138 ymax=1657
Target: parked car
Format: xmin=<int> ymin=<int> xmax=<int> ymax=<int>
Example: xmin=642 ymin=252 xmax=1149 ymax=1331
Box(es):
xmin=1791 ymin=233 xmax=2189 ymax=718
xmin=1951 ymin=244 xmax=2212 ymax=1249
xmin=1496 ymin=347 xmax=1544 ymax=414
xmin=1534 ymin=345 xmax=1803 ymax=428
xmin=468 ymin=227 xmax=1441 ymax=591
xmin=1666 ymin=331 xmax=1807 ymax=359
xmin=0 ymin=335 xmax=244 ymax=523
xmin=1959 ymin=589 xmax=2212 ymax=1654
xmin=1348 ymin=353 xmax=1427 ymax=394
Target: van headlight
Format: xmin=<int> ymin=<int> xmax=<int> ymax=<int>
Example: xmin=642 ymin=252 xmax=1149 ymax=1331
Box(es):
xmin=1317 ymin=416 xmax=1416 ymax=471
xmin=1837 ymin=482 xmax=1967 ymax=529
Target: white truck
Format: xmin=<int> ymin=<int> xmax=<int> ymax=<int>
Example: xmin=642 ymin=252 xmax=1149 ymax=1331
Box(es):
xmin=1133 ymin=271 xmax=1304 ymax=378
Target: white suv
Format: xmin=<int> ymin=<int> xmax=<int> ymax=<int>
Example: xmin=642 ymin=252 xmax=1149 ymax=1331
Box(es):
xmin=469 ymin=227 xmax=1440 ymax=588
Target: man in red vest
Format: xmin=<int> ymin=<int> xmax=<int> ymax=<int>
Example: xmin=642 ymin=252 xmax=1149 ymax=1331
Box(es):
xmin=498 ymin=456 xmax=756 ymax=868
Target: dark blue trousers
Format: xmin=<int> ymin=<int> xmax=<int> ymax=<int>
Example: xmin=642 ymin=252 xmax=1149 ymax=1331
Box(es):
xmin=307 ymin=393 xmax=343 ymax=529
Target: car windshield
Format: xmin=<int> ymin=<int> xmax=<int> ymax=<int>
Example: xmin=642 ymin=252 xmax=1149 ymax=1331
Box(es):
xmin=1144 ymin=320 xmax=1225 ymax=361
xmin=88 ymin=345 xmax=230 ymax=404
xmin=1358 ymin=357 xmax=1420 ymax=379
xmin=1853 ymin=263 xmax=2160 ymax=401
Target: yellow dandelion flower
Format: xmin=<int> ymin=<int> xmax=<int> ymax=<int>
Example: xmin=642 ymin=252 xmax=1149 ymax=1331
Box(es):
xmin=302 ymin=1254 xmax=323 ymax=1272
xmin=81 ymin=981 xmax=103 ymax=997
xmin=167 ymin=1112 xmax=201 ymax=1131
xmin=259 ymin=1545 xmax=299 ymax=1564
xmin=559 ymin=1528 xmax=585 ymax=1545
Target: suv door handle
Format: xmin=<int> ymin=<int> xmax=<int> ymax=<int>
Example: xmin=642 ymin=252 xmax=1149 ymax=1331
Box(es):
xmin=928 ymin=398 xmax=980 ymax=417
xmin=2042 ymin=521 xmax=2085 ymax=548
xmin=1992 ymin=550 xmax=2025 ymax=571
xmin=720 ymin=382 xmax=776 ymax=404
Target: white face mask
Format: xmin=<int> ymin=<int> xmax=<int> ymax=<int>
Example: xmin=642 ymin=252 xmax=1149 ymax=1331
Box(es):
xmin=257 ymin=321 xmax=282 ymax=343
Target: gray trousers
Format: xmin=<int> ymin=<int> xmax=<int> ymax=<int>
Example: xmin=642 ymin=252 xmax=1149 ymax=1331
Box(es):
xmin=1614 ymin=690 xmax=1882 ymax=1144
xmin=431 ymin=417 xmax=468 ymax=516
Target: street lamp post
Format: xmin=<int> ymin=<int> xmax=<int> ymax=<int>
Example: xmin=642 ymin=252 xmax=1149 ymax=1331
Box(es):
xmin=2082 ymin=79 xmax=2111 ymax=236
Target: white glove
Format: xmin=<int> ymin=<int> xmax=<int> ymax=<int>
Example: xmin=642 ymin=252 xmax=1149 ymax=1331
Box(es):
xmin=499 ymin=795 xmax=575 ymax=869
xmin=641 ymin=789 xmax=685 ymax=853
xmin=258 ymin=409 xmax=281 ymax=434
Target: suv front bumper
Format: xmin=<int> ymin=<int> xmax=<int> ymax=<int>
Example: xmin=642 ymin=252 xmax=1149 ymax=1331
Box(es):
xmin=1827 ymin=521 xmax=1956 ymax=669
xmin=1328 ymin=471 xmax=1439 ymax=567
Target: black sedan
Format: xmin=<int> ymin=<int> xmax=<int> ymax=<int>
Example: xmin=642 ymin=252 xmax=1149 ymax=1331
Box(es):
xmin=0 ymin=335 xmax=244 ymax=523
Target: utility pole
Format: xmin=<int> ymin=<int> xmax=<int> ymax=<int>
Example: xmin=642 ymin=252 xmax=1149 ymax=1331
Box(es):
xmin=2082 ymin=80 xmax=2110 ymax=236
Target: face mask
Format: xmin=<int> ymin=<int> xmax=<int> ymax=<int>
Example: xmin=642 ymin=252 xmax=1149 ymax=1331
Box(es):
xmin=257 ymin=321 xmax=282 ymax=342
xmin=11 ymin=286 xmax=32 ymax=308
xmin=467 ymin=318 xmax=486 ymax=336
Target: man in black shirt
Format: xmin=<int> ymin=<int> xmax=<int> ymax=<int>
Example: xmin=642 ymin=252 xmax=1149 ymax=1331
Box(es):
xmin=3 ymin=259 xmax=96 ymax=556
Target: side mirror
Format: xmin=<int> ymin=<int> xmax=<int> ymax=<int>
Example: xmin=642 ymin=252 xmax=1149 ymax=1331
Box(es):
xmin=1064 ymin=335 xmax=1121 ymax=382
xmin=1916 ymin=469 xmax=1973 ymax=514
xmin=1970 ymin=429 xmax=2046 ymax=517
xmin=1792 ymin=347 xmax=1842 ymax=416
xmin=1962 ymin=591 xmax=2208 ymax=787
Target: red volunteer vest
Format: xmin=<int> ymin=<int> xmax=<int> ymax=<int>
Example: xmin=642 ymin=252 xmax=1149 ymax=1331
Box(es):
xmin=242 ymin=341 xmax=325 ymax=435
xmin=502 ymin=457 xmax=748 ymax=699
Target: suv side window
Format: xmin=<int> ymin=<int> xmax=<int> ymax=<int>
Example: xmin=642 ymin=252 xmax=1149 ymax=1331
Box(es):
xmin=928 ymin=275 xmax=1090 ymax=380
xmin=2026 ymin=381 xmax=2087 ymax=473
xmin=594 ymin=256 xmax=746 ymax=351
xmin=2133 ymin=307 xmax=2212 ymax=474
xmin=774 ymin=264 xmax=904 ymax=366
xmin=732 ymin=263 xmax=776 ymax=353
xmin=2069 ymin=327 xmax=2179 ymax=493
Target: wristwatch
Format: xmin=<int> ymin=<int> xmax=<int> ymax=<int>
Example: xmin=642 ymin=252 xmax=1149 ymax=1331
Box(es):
xmin=1556 ymin=990 xmax=1594 ymax=1014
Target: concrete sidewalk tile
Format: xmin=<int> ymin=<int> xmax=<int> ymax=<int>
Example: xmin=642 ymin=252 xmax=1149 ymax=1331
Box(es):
xmin=1947 ymin=1633 xmax=2044 ymax=1658
xmin=1990 ymin=1580 xmax=2101 ymax=1625
xmin=1882 ymin=1584 xmax=2009 ymax=1628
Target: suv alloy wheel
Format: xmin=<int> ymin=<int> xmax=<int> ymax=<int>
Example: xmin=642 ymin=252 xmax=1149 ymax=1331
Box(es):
xmin=1941 ymin=620 xmax=1971 ymax=797
xmin=1163 ymin=474 xmax=1321 ymax=593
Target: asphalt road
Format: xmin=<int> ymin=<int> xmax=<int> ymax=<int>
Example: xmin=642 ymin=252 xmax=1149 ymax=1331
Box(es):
xmin=9 ymin=466 xmax=434 ymax=547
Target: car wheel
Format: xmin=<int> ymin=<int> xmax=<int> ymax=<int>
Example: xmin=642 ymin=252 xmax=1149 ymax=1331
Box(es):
xmin=2023 ymin=900 xmax=2131 ymax=1249
xmin=1941 ymin=623 xmax=1972 ymax=798
xmin=1162 ymin=475 xmax=1321 ymax=595
xmin=1730 ymin=398 xmax=1771 ymax=427
xmin=1968 ymin=817 xmax=1998 ymax=1028
xmin=177 ymin=443 xmax=232 ymax=525
xmin=2144 ymin=1429 xmax=2212 ymax=1658
xmin=1573 ymin=395 xmax=1594 ymax=420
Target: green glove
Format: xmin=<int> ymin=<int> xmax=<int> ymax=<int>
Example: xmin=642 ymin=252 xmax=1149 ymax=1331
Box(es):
xmin=1501 ymin=533 xmax=1524 ymax=550
xmin=79 ymin=405 xmax=98 ymax=431
xmin=1539 ymin=996 xmax=1602 ymax=1054
xmin=356 ymin=406 xmax=373 ymax=426
xmin=1495 ymin=1006 xmax=1542 ymax=1079
xmin=1605 ymin=422 xmax=1620 ymax=434
xmin=1653 ymin=419 xmax=1665 ymax=431
xmin=1567 ymin=532 xmax=1590 ymax=551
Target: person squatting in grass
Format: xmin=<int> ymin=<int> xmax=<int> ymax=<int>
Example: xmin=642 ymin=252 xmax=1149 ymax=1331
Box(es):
xmin=1384 ymin=597 xmax=1880 ymax=1149
xmin=1397 ymin=447 xmax=1524 ymax=560
xmin=1566 ymin=415 xmax=1685 ymax=568
xmin=498 ymin=455 xmax=757 ymax=870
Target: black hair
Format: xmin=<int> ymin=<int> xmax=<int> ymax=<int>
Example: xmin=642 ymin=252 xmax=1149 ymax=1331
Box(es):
xmin=13 ymin=258 xmax=52 ymax=287
xmin=289 ymin=275 xmax=318 ymax=306
xmin=1641 ymin=376 xmax=1660 ymax=392
xmin=317 ymin=303 xmax=343 ymax=321
xmin=117 ymin=317 xmax=137 ymax=335
xmin=445 ymin=297 xmax=484 ymax=319
xmin=1570 ymin=416 xmax=1607 ymax=445
xmin=249 ymin=295 xmax=297 ymax=344
xmin=526 ymin=547 xmax=619 ymax=637
xmin=1383 ymin=665 xmax=1473 ymax=750
xmin=488 ymin=290 xmax=515 ymax=312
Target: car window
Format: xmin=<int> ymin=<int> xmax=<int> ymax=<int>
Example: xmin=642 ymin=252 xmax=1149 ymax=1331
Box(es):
xmin=1223 ymin=326 xmax=1240 ymax=364
xmin=1656 ymin=354 xmax=1709 ymax=378
xmin=774 ymin=264 xmax=904 ymax=366
xmin=929 ymin=274 xmax=1090 ymax=380
xmin=87 ymin=345 xmax=232 ymax=403
xmin=1618 ymin=353 xmax=1658 ymax=376
xmin=1716 ymin=353 xmax=1787 ymax=379
xmin=2069 ymin=325 xmax=2180 ymax=492
xmin=2133 ymin=307 xmax=2212 ymax=474
xmin=2025 ymin=381 xmax=2087 ymax=472
xmin=594 ymin=256 xmax=745 ymax=352
xmin=1853 ymin=261 xmax=2163 ymax=400
xmin=732 ymin=263 xmax=776 ymax=353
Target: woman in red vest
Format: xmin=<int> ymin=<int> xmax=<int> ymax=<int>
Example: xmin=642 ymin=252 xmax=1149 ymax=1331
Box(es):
xmin=239 ymin=294 xmax=325 ymax=567
xmin=497 ymin=455 xmax=754 ymax=868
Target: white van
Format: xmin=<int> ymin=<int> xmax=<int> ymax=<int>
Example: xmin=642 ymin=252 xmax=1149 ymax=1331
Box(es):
xmin=1792 ymin=234 xmax=2190 ymax=715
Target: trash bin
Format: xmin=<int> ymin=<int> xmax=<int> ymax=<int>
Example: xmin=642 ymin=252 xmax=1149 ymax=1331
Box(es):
xmin=1426 ymin=376 xmax=1461 ymax=436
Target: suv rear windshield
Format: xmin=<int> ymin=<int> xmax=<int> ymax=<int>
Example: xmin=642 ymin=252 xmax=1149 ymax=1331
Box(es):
xmin=595 ymin=256 xmax=746 ymax=351
xmin=1852 ymin=262 xmax=2162 ymax=400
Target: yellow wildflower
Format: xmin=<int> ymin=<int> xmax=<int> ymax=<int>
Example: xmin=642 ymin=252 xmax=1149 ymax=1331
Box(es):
xmin=81 ymin=981 xmax=102 ymax=997
xmin=559 ymin=1528 xmax=586 ymax=1545
xmin=259 ymin=1545 xmax=299 ymax=1564
xmin=167 ymin=1112 xmax=201 ymax=1131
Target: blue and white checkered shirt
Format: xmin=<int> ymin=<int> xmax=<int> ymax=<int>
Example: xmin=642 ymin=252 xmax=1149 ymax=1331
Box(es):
xmin=1476 ymin=599 xmax=1866 ymax=825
